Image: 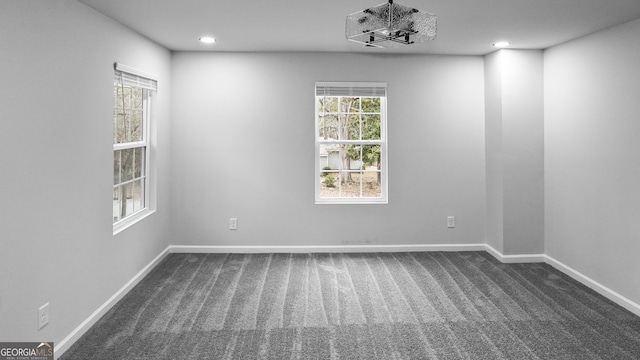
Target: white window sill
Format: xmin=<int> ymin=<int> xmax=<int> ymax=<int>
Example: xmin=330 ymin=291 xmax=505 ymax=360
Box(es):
xmin=113 ymin=209 xmax=156 ymax=235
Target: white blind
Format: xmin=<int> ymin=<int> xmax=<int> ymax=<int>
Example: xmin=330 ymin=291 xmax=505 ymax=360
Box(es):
xmin=315 ymin=82 xmax=386 ymax=97
xmin=114 ymin=62 xmax=158 ymax=91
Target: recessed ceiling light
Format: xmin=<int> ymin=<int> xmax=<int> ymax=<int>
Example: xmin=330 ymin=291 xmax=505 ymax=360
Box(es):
xmin=199 ymin=36 xmax=216 ymax=44
xmin=493 ymin=41 xmax=511 ymax=48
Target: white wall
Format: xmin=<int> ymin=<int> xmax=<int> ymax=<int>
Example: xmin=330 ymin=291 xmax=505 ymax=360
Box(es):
xmin=502 ymin=50 xmax=544 ymax=255
xmin=484 ymin=51 xmax=505 ymax=253
xmin=0 ymin=0 xmax=171 ymax=349
xmin=170 ymin=53 xmax=487 ymax=247
xmin=485 ymin=50 xmax=545 ymax=255
xmin=545 ymin=19 xmax=640 ymax=305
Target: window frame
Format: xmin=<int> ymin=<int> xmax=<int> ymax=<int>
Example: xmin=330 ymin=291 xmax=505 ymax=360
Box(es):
xmin=113 ymin=63 xmax=157 ymax=234
xmin=315 ymin=82 xmax=388 ymax=204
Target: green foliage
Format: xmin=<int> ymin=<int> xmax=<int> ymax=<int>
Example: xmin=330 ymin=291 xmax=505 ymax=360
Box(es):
xmin=361 ymin=97 xmax=380 ymax=112
xmin=321 ymin=166 xmax=332 ymax=176
xmin=324 ymin=174 xmax=336 ymax=187
xmin=363 ymin=145 xmax=381 ymax=167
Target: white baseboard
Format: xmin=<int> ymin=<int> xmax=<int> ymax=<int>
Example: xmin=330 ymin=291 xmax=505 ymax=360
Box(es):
xmin=484 ymin=244 xmax=546 ymax=263
xmin=167 ymin=243 xmax=487 ymax=254
xmin=544 ymin=255 xmax=640 ymax=318
xmin=54 ymin=247 xmax=171 ymax=359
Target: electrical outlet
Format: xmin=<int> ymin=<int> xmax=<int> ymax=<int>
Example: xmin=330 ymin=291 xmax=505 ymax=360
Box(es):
xmin=38 ymin=303 xmax=49 ymax=330
xmin=229 ymin=218 xmax=238 ymax=230
xmin=447 ymin=216 xmax=455 ymax=228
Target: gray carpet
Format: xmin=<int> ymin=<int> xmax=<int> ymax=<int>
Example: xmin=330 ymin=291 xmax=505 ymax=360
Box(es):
xmin=61 ymin=252 xmax=640 ymax=359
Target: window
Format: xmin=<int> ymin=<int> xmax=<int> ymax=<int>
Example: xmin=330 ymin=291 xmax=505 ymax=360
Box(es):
xmin=113 ymin=63 xmax=157 ymax=231
xmin=315 ymin=82 xmax=387 ymax=204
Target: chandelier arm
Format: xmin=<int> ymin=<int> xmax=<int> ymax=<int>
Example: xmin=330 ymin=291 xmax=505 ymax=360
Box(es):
xmin=366 ymin=30 xmax=418 ymax=42
xmin=387 ymin=0 xmax=393 ymax=32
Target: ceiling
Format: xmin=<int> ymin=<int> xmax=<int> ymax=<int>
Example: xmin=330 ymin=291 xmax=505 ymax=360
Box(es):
xmin=79 ymin=0 xmax=640 ymax=55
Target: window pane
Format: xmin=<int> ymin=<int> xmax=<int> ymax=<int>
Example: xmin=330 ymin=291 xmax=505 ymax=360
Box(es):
xmin=347 ymin=114 xmax=360 ymax=140
xmin=339 ymin=171 xmax=361 ymax=198
xmin=318 ymin=114 xmax=338 ymax=139
xmin=343 ymin=144 xmax=359 ymax=168
xmin=120 ymin=148 xmax=134 ymax=182
xmin=362 ymin=114 xmax=381 ymax=140
xmin=321 ymin=97 xmax=338 ymax=113
xmin=351 ymin=172 xmax=364 ymax=196
xmin=362 ymin=144 xmax=381 ymax=169
xmin=346 ymin=146 xmax=357 ymax=170
xmin=113 ymin=150 xmax=121 ymax=185
xmin=122 ymin=182 xmax=134 ymax=217
xmin=319 ymin=172 xmax=339 ymax=198
xmin=114 ymin=113 xmax=125 ymax=144
xmin=114 ymin=85 xmax=124 ymax=109
xmin=113 ymin=186 xmax=122 ymax=222
xmin=363 ymin=171 xmax=382 ymax=198
xmin=340 ymin=97 xmax=360 ymax=113
xmin=319 ymin=149 xmax=330 ymax=172
xmin=362 ymin=97 xmax=380 ymax=113
xmin=338 ymin=144 xmax=353 ymax=171
xmin=113 ymin=85 xmax=139 ymax=144
xmin=363 ymin=144 xmax=381 ymax=198
xmin=133 ymin=147 xmax=144 ymax=178
xmin=132 ymin=87 xmax=143 ymax=109
xmin=321 ymin=144 xmax=341 ymax=170
xmin=338 ymin=114 xmax=358 ymax=140
xmin=126 ymin=113 xmax=133 ymax=143
xmin=123 ymin=86 xmax=131 ymax=109
xmin=132 ymin=179 xmax=144 ymax=212
xmin=131 ymin=110 xmax=143 ymax=142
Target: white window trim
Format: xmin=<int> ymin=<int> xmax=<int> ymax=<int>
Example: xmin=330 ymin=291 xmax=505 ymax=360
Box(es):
xmin=113 ymin=207 xmax=155 ymax=235
xmin=315 ymin=82 xmax=388 ymax=204
xmin=113 ymin=63 xmax=157 ymax=234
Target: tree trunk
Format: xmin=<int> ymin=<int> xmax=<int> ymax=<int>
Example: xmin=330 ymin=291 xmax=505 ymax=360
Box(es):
xmin=342 ymin=156 xmax=352 ymax=184
xmin=119 ymin=186 xmax=127 ymax=219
